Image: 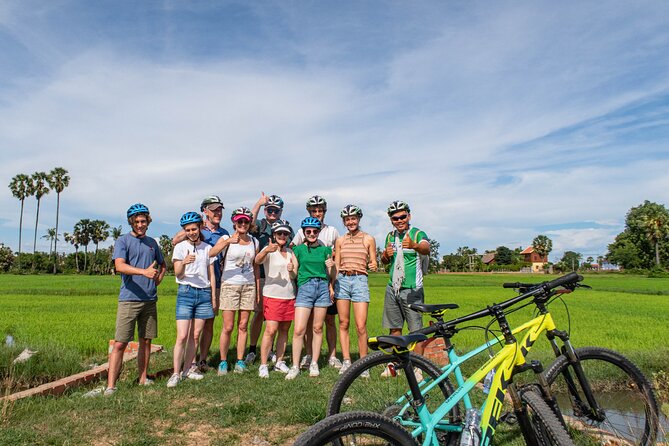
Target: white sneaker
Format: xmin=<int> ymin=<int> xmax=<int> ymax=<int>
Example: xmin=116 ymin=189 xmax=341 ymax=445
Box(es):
xmin=309 ymin=362 xmax=320 ymax=377
xmin=166 ymin=373 xmax=181 ymax=388
xmin=245 ymin=351 xmax=257 ymax=364
xmin=286 ymin=366 xmax=300 ymax=380
xmin=328 ymin=356 xmax=343 ymax=369
xmin=360 ymin=369 xmax=370 ymax=378
xmin=259 ymin=364 xmax=269 ymax=379
xmin=183 ymin=366 xmax=204 ymax=380
xmin=299 ymin=354 xmax=312 ymax=370
xmin=139 ymin=378 xmax=154 ymax=386
xmin=339 ymin=359 xmax=352 ymax=375
xmin=269 ymin=351 xmax=277 ymax=364
xmin=84 ymin=386 xmax=115 ymax=398
xmin=274 ymin=360 xmax=290 ymax=374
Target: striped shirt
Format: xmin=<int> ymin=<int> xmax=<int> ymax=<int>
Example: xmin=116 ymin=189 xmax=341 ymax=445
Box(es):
xmin=339 ymin=231 xmax=369 ymax=275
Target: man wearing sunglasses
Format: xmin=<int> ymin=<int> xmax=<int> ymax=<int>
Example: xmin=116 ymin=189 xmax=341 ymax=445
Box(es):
xmin=380 ymin=200 xmax=430 ymax=357
xmin=246 ymin=193 xmax=291 ymax=364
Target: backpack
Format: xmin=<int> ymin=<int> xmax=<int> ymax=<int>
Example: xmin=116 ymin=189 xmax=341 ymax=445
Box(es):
xmin=385 ymin=227 xmax=430 ymax=276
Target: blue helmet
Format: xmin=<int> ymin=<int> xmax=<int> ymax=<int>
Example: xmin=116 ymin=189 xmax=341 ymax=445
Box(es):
xmin=301 ymin=216 xmax=322 ymax=229
xmin=180 ymin=211 xmax=203 ymax=227
xmin=127 ymin=203 xmax=150 ymax=219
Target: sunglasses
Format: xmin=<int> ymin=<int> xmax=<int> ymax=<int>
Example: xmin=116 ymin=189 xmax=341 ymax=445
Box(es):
xmin=274 ymin=232 xmax=290 ymax=237
xmin=391 ymin=214 xmax=408 ymax=222
xmin=266 ymin=208 xmax=281 ymax=215
xmin=304 ymin=229 xmax=320 ymax=235
xmin=235 ymin=219 xmax=250 ymax=225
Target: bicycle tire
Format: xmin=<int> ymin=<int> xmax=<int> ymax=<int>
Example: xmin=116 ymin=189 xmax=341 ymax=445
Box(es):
xmin=293 ymin=411 xmax=420 ymax=446
xmin=326 ymin=351 xmax=460 ymax=445
xmin=544 ymin=346 xmax=659 ymax=445
xmin=518 ymin=389 xmax=576 ymax=446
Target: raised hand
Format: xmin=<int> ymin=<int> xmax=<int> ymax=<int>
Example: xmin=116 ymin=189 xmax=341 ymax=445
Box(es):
xmin=401 ymin=233 xmax=413 ymax=249
xmin=384 ymin=242 xmax=394 ymax=258
xmin=228 ymin=233 xmax=240 ymax=244
xmin=287 ymin=257 xmax=294 ymax=272
xmin=143 ymin=260 xmax=158 ymax=279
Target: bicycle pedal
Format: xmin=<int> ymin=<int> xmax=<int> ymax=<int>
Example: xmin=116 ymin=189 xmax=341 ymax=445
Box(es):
xmin=500 ymin=411 xmax=517 ymax=425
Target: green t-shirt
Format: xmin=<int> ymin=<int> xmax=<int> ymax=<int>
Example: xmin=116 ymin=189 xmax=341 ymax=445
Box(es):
xmin=292 ymin=242 xmax=333 ymax=286
xmin=385 ymin=227 xmax=428 ymax=289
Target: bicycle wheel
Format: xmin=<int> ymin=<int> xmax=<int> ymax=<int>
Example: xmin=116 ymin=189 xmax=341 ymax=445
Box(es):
xmin=544 ymin=346 xmax=659 ymax=445
xmin=326 ymin=351 xmax=460 ymax=445
xmin=518 ymin=389 xmax=576 ymax=446
xmin=293 ymin=411 xmax=419 ymax=446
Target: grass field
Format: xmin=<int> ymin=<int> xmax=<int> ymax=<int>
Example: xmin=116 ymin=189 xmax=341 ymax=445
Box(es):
xmin=1 ymin=272 xmax=668 ymax=445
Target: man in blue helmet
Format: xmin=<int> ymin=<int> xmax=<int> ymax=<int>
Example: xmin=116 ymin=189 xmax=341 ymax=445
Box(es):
xmin=86 ymin=203 xmax=166 ymax=397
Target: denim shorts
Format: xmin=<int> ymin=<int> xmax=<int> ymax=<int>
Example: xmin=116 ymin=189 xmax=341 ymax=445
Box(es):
xmin=335 ymin=274 xmax=370 ymax=303
xmin=295 ymin=278 xmax=331 ymax=308
xmin=176 ymin=284 xmax=215 ymax=320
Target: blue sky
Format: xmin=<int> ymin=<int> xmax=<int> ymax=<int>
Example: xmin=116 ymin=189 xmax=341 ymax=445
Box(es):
xmin=1 ymin=1 xmax=668 ymax=262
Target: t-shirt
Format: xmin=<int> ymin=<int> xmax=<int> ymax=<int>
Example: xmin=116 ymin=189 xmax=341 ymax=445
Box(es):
xmin=261 ymin=249 xmax=297 ymax=299
xmin=221 ymin=236 xmax=258 ymax=285
xmin=384 ymin=227 xmax=429 ymax=289
xmin=113 ymin=233 xmax=165 ymax=302
xmin=292 ymin=242 xmax=332 ymax=286
xmin=292 ymin=224 xmax=339 ymax=248
xmin=252 ymin=218 xmax=293 ymax=279
xmin=172 ymin=240 xmax=216 ymax=288
xmin=201 ymin=225 xmax=230 ymax=286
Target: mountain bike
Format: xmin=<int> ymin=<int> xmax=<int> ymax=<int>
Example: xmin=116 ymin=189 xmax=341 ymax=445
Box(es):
xmin=326 ymin=273 xmax=659 ymax=445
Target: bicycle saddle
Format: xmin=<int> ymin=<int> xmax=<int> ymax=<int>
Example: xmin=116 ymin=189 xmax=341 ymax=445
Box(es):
xmin=368 ymin=334 xmax=428 ymax=351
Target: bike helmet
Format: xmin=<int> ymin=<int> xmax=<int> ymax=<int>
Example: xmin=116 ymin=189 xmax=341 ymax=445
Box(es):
xmin=200 ymin=195 xmax=224 ymax=211
xmin=127 ymin=203 xmax=150 ymax=219
xmin=301 ymin=216 xmax=322 ymax=229
xmin=387 ymin=200 xmax=410 ymax=216
xmin=266 ymin=195 xmax=284 ymax=209
xmin=180 ymin=211 xmax=203 ymax=227
xmin=340 ymin=204 xmax=363 ymax=219
xmin=231 ymin=207 xmax=253 ymax=222
xmin=271 ymin=219 xmax=292 ymax=234
xmin=306 ymin=195 xmax=327 ymax=210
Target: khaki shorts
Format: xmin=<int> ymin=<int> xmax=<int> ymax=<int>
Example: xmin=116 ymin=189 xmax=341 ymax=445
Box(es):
xmin=254 ymin=279 xmax=265 ymax=312
xmin=115 ymin=301 xmax=157 ymax=342
xmin=220 ymin=283 xmax=256 ymax=311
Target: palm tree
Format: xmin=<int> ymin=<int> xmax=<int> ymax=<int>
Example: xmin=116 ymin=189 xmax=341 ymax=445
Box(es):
xmin=64 ymin=232 xmax=81 ymax=272
xmin=41 ymin=228 xmax=58 ymax=256
xmin=47 ymin=167 xmax=70 ymax=273
xmin=30 ymin=172 xmax=51 ymax=259
xmin=640 ymin=213 xmax=669 ymax=266
xmin=532 ymin=235 xmax=553 ymax=261
xmin=91 ymin=220 xmax=110 ymax=255
xmin=74 ymin=219 xmax=92 ymax=273
xmin=8 ymin=173 xmax=33 ymax=270
xmin=110 ymin=225 xmax=123 ymax=274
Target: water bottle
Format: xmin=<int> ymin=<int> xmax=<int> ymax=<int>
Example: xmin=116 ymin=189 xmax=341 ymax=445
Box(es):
xmin=5 ymin=335 xmax=14 ymax=346
xmin=482 ymin=368 xmax=495 ymax=394
xmin=459 ymin=408 xmax=481 ymax=446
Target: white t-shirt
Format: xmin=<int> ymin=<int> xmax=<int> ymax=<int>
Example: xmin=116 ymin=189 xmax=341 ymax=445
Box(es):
xmin=172 ymin=240 xmax=216 ymax=288
xmin=292 ymin=224 xmax=339 ymax=248
xmin=261 ymin=249 xmax=297 ymax=299
xmin=221 ymin=236 xmax=258 ymax=285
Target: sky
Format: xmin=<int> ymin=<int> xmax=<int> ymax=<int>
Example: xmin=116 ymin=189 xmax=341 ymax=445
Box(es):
xmin=1 ymin=1 xmax=668 ymax=262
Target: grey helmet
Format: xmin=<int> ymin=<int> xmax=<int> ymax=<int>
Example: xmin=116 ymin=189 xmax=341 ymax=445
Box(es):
xmin=200 ymin=195 xmax=224 ymax=211
xmin=387 ymin=200 xmax=410 ymax=216
xmin=306 ymin=195 xmax=327 ymax=210
xmin=266 ymin=195 xmax=284 ymax=209
xmin=270 ymin=219 xmax=292 ymax=234
xmin=340 ymin=204 xmax=363 ymax=219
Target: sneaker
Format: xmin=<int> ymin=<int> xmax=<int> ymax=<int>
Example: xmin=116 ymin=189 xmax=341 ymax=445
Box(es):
xmin=259 ymin=364 xmax=269 ymax=379
xmin=286 ymin=366 xmax=300 ymax=380
xmin=269 ymin=351 xmax=277 ymax=364
xmin=329 ymin=356 xmax=343 ymax=369
xmin=183 ymin=366 xmax=204 ymax=380
xmin=197 ymin=359 xmax=210 ymax=373
xmin=414 ymin=367 xmax=423 ymax=383
xmin=217 ymin=360 xmax=228 ymax=376
xmin=234 ymin=360 xmax=247 ymax=374
xmin=339 ymin=359 xmax=352 ymax=375
xmin=309 ymin=362 xmax=320 ymax=377
xmin=103 ymin=387 xmax=117 ymax=396
xmin=360 ymin=369 xmax=370 ymax=378
xmin=139 ymin=378 xmax=154 ymax=386
xmin=299 ymin=354 xmax=312 ymax=370
xmin=244 ymin=351 xmax=256 ymax=365
xmin=83 ymin=387 xmax=105 ymax=398
xmin=166 ymin=373 xmax=181 ymax=388
xmin=274 ymin=360 xmax=289 ymax=374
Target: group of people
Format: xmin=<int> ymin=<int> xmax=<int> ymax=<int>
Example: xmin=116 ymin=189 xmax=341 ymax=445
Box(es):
xmin=86 ymin=193 xmax=430 ymax=396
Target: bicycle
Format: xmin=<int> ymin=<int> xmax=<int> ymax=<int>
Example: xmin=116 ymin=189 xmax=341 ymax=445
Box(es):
xmin=326 ymin=272 xmax=660 ymax=445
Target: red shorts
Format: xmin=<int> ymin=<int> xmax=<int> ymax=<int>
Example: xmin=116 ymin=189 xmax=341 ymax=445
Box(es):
xmin=263 ymin=296 xmax=295 ymax=322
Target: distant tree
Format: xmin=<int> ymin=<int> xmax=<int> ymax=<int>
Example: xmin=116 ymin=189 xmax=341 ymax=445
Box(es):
xmin=64 ymin=232 xmax=80 ymax=272
xmin=429 ymin=239 xmax=440 ymax=273
xmin=560 ymin=251 xmax=582 ymax=271
xmin=8 ymin=173 xmax=33 ymax=268
xmin=29 ymin=172 xmax=50 ymax=269
xmin=441 ymin=254 xmax=460 ymax=272
xmin=532 ymin=235 xmax=553 ymax=260
xmin=111 ymin=225 xmax=123 ymax=241
xmin=158 ymin=235 xmax=174 ymax=273
xmin=47 ymin=167 xmax=70 ymax=273
xmin=91 ymin=220 xmax=110 ymax=255
xmin=0 ymin=243 xmax=14 ymax=272
xmin=41 ymin=228 xmax=58 ymax=257
xmin=74 ymin=219 xmax=93 ymax=272
xmin=495 ymin=246 xmax=514 ymax=265
xmin=596 ymin=255 xmax=604 ymax=267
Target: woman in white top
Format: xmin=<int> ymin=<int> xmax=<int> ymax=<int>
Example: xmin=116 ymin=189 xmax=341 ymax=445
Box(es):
xmin=210 ymin=207 xmax=259 ymax=375
xmin=169 ymin=212 xmax=216 ymax=388
xmin=254 ymin=220 xmax=298 ymax=378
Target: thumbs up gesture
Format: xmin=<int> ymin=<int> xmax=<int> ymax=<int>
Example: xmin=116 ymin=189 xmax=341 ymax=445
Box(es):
xmin=325 ymin=254 xmax=335 ymax=269
xmin=266 ymin=238 xmax=279 ymax=253
xmin=143 ymin=260 xmax=159 ymax=279
xmin=402 ymin=233 xmax=414 ymax=249
xmin=183 ymin=251 xmax=196 ymax=265
xmin=228 ymin=232 xmax=240 ymax=244
xmin=287 ymin=257 xmax=294 ymax=272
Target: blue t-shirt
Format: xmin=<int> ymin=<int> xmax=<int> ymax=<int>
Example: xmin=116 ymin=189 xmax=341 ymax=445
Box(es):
xmin=113 ymin=233 xmax=165 ymax=302
xmin=201 ymin=225 xmax=230 ymax=285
